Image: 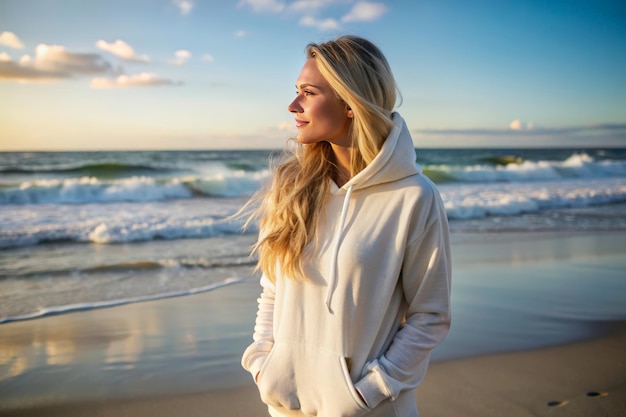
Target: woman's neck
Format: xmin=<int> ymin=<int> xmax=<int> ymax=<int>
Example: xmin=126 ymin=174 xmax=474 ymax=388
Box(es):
xmin=331 ymin=143 xmax=352 ymax=187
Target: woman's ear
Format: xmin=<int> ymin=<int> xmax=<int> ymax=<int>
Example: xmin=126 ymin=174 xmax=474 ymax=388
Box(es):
xmin=346 ymin=106 xmax=353 ymax=119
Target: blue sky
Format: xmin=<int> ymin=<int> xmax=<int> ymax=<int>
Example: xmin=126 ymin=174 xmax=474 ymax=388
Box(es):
xmin=1 ymin=0 xmax=625 ymax=150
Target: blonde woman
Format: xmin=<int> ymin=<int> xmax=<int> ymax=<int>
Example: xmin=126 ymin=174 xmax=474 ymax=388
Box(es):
xmin=241 ymin=35 xmax=451 ymax=417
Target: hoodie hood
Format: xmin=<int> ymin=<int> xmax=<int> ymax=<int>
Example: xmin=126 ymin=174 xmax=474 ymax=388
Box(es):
xmin=326 ymin=112 xmax=422 ymax=312
xmin=331 ymin=112 xmax=422 ymax=195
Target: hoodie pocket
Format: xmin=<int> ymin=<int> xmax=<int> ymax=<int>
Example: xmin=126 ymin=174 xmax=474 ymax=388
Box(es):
xmin=256 ymin=344 xmax=300 ymax=410
xmin=257 ymin=342 xmax=370 ymax=417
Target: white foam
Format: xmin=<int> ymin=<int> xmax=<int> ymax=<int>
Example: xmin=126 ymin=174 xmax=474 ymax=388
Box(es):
xmin=86 ymin=217 xmax=246 ymax=244
xmin=0 ymin=171 xmax=269 ymax=205
xmin=184 ymin=170 xmax=268 ymax=198
xmin=0 ymin=199 xmax=255 ymax=249
xmin=442 ymin=178 xmax=626 ymax=219
xmin=0 ymin=277 xmax=253 ymax=324
xmin=434 ymin=152 xmax=626 ymax=183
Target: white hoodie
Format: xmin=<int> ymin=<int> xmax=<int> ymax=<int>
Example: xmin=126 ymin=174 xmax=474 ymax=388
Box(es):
xmin=242 ymin=113 xmax=451 ymax=417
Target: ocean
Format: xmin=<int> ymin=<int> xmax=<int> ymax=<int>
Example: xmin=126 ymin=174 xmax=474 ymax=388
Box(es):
xmin=1 ymin=148 xmax=626 ymax=324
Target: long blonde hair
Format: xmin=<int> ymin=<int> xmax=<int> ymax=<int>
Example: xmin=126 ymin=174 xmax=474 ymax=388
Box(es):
xmin=249 ymin=35 xmax=398 ymax=282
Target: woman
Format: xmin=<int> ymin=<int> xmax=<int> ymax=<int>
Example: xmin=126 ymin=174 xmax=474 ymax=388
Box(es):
xmin=241 ymin=35 xmax=451 ymax=417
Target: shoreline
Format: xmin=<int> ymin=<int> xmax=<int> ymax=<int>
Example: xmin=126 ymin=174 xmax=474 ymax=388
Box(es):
xmin=3 ymin=226 xmax=625 ymax=324
xmin=1 ymin=229 xmax=626 ymax=415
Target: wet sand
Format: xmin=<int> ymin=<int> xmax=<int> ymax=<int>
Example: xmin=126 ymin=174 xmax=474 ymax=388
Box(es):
xmin=2 ymin=324 xmax=624 ymax=417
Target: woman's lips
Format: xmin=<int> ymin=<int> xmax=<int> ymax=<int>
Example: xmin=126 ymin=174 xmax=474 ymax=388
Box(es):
xmin=295 ymin=119 xmax=308 ymax=128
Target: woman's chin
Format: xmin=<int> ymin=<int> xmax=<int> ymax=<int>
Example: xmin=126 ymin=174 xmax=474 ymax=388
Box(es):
xmin=295 ymin=136 xmax=316 ymax=145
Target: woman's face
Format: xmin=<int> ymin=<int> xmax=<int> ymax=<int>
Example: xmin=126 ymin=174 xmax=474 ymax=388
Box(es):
xmin=288 ymin=58 xmax=353 ymax=147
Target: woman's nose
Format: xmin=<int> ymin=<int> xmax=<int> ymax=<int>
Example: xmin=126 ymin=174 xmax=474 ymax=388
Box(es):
xmin=288 ymin=96 xmax=302 ymax=113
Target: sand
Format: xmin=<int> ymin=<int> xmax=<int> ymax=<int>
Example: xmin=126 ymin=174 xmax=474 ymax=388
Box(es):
xmin=1 ymin=230 xmax=625 ymax=416
xmin=3 ymin=325 xmax=624 ymax=417
xmin=417 ymin=323 xmax=626 ymax=417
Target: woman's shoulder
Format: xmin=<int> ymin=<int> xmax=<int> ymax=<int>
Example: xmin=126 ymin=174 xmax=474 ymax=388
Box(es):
xmin=396 ymin=172 xmax=442 ymax=198
xmin=400 ymin=173 xmax=447 ymax=218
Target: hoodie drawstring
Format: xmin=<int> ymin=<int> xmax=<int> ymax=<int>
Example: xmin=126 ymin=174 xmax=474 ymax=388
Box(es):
xmin=325 ymin=184 xmax=353 ymax=313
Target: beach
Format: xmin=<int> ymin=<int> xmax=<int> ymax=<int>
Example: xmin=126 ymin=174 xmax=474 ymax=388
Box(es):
xmin=2 ymin=327 xmax=624 ymax=417
xmin=2 ymin=149 xmax=626 ymax=415
xmin=2 ymin=228 xmax=625 ymax=416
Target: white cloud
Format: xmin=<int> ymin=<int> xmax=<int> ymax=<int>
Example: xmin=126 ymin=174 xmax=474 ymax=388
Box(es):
xmin=0 ymin=44 xmax=114 ymax=83
xmin=411 ymin=123 xmax=626 ymax=147
xmin=201 ymin=53 xmax=214 ymax=63
xmin=277 ymin=121 xmax=296 ymax=132
xmin=96 ymin=39 xmax=149 ymax=63
xmin=300 ymin=15 xmax=340 ymax=30
xmin=238 ymin=0 xmax=285 ymax=14
xmin=288 ymin=0 xmax=334 ymax=14
xmin=234 ymin=30 xmax=247 ymax=37
xmin=0 ymin=31 xmax=24 ymax=49
xmin=509 ymin=120 xmax=533 ymax=131
xmin=33 ymin=44 xmax=113 ymax=74
xmin=170 ymin=50 xmax=192 ymax=66
xmin=173 ymin=0 xmax=194 ymax=15
xmin=238 ymin=0 xmax=385 ymax=31
xmin=90 ymin=73 xmax=181 ymax=89
xmin=0 ymin=56 xmax=68 ymax=82
xmin=341 ymin=1 xmax=387 ymax=22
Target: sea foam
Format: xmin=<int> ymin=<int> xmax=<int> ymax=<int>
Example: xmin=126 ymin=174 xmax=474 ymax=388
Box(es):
xmin=1 ymin=171 xmax=268 ymax=205
xmin=429 ymin=153 xmax=626 ymax=183
xmin=442 ymin=178 xmax=626 ymax=219
xmin=0 ymin=277 xmax=253 ymax=324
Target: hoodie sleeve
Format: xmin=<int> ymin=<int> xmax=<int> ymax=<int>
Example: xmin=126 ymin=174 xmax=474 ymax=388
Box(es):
xmin=354 ymin=191 xmax=452 ymax=408
xmin=241 ymin=274 xmax=276 ymax=382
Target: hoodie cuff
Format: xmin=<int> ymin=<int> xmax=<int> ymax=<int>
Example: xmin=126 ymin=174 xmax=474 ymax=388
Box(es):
xmin=354 ymin=363 xmax=390 ymax=409
xmin=248 ymin=356 xmax=266 ymax=384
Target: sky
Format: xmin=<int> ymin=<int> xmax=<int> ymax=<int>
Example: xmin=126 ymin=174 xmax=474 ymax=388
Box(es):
xmin=1 ymin=0 xmax=625 ymax=150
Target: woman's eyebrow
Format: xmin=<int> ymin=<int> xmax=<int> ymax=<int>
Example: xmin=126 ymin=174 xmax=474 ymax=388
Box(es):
xmin=296 ymin=83 xmax=321 ymax=90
